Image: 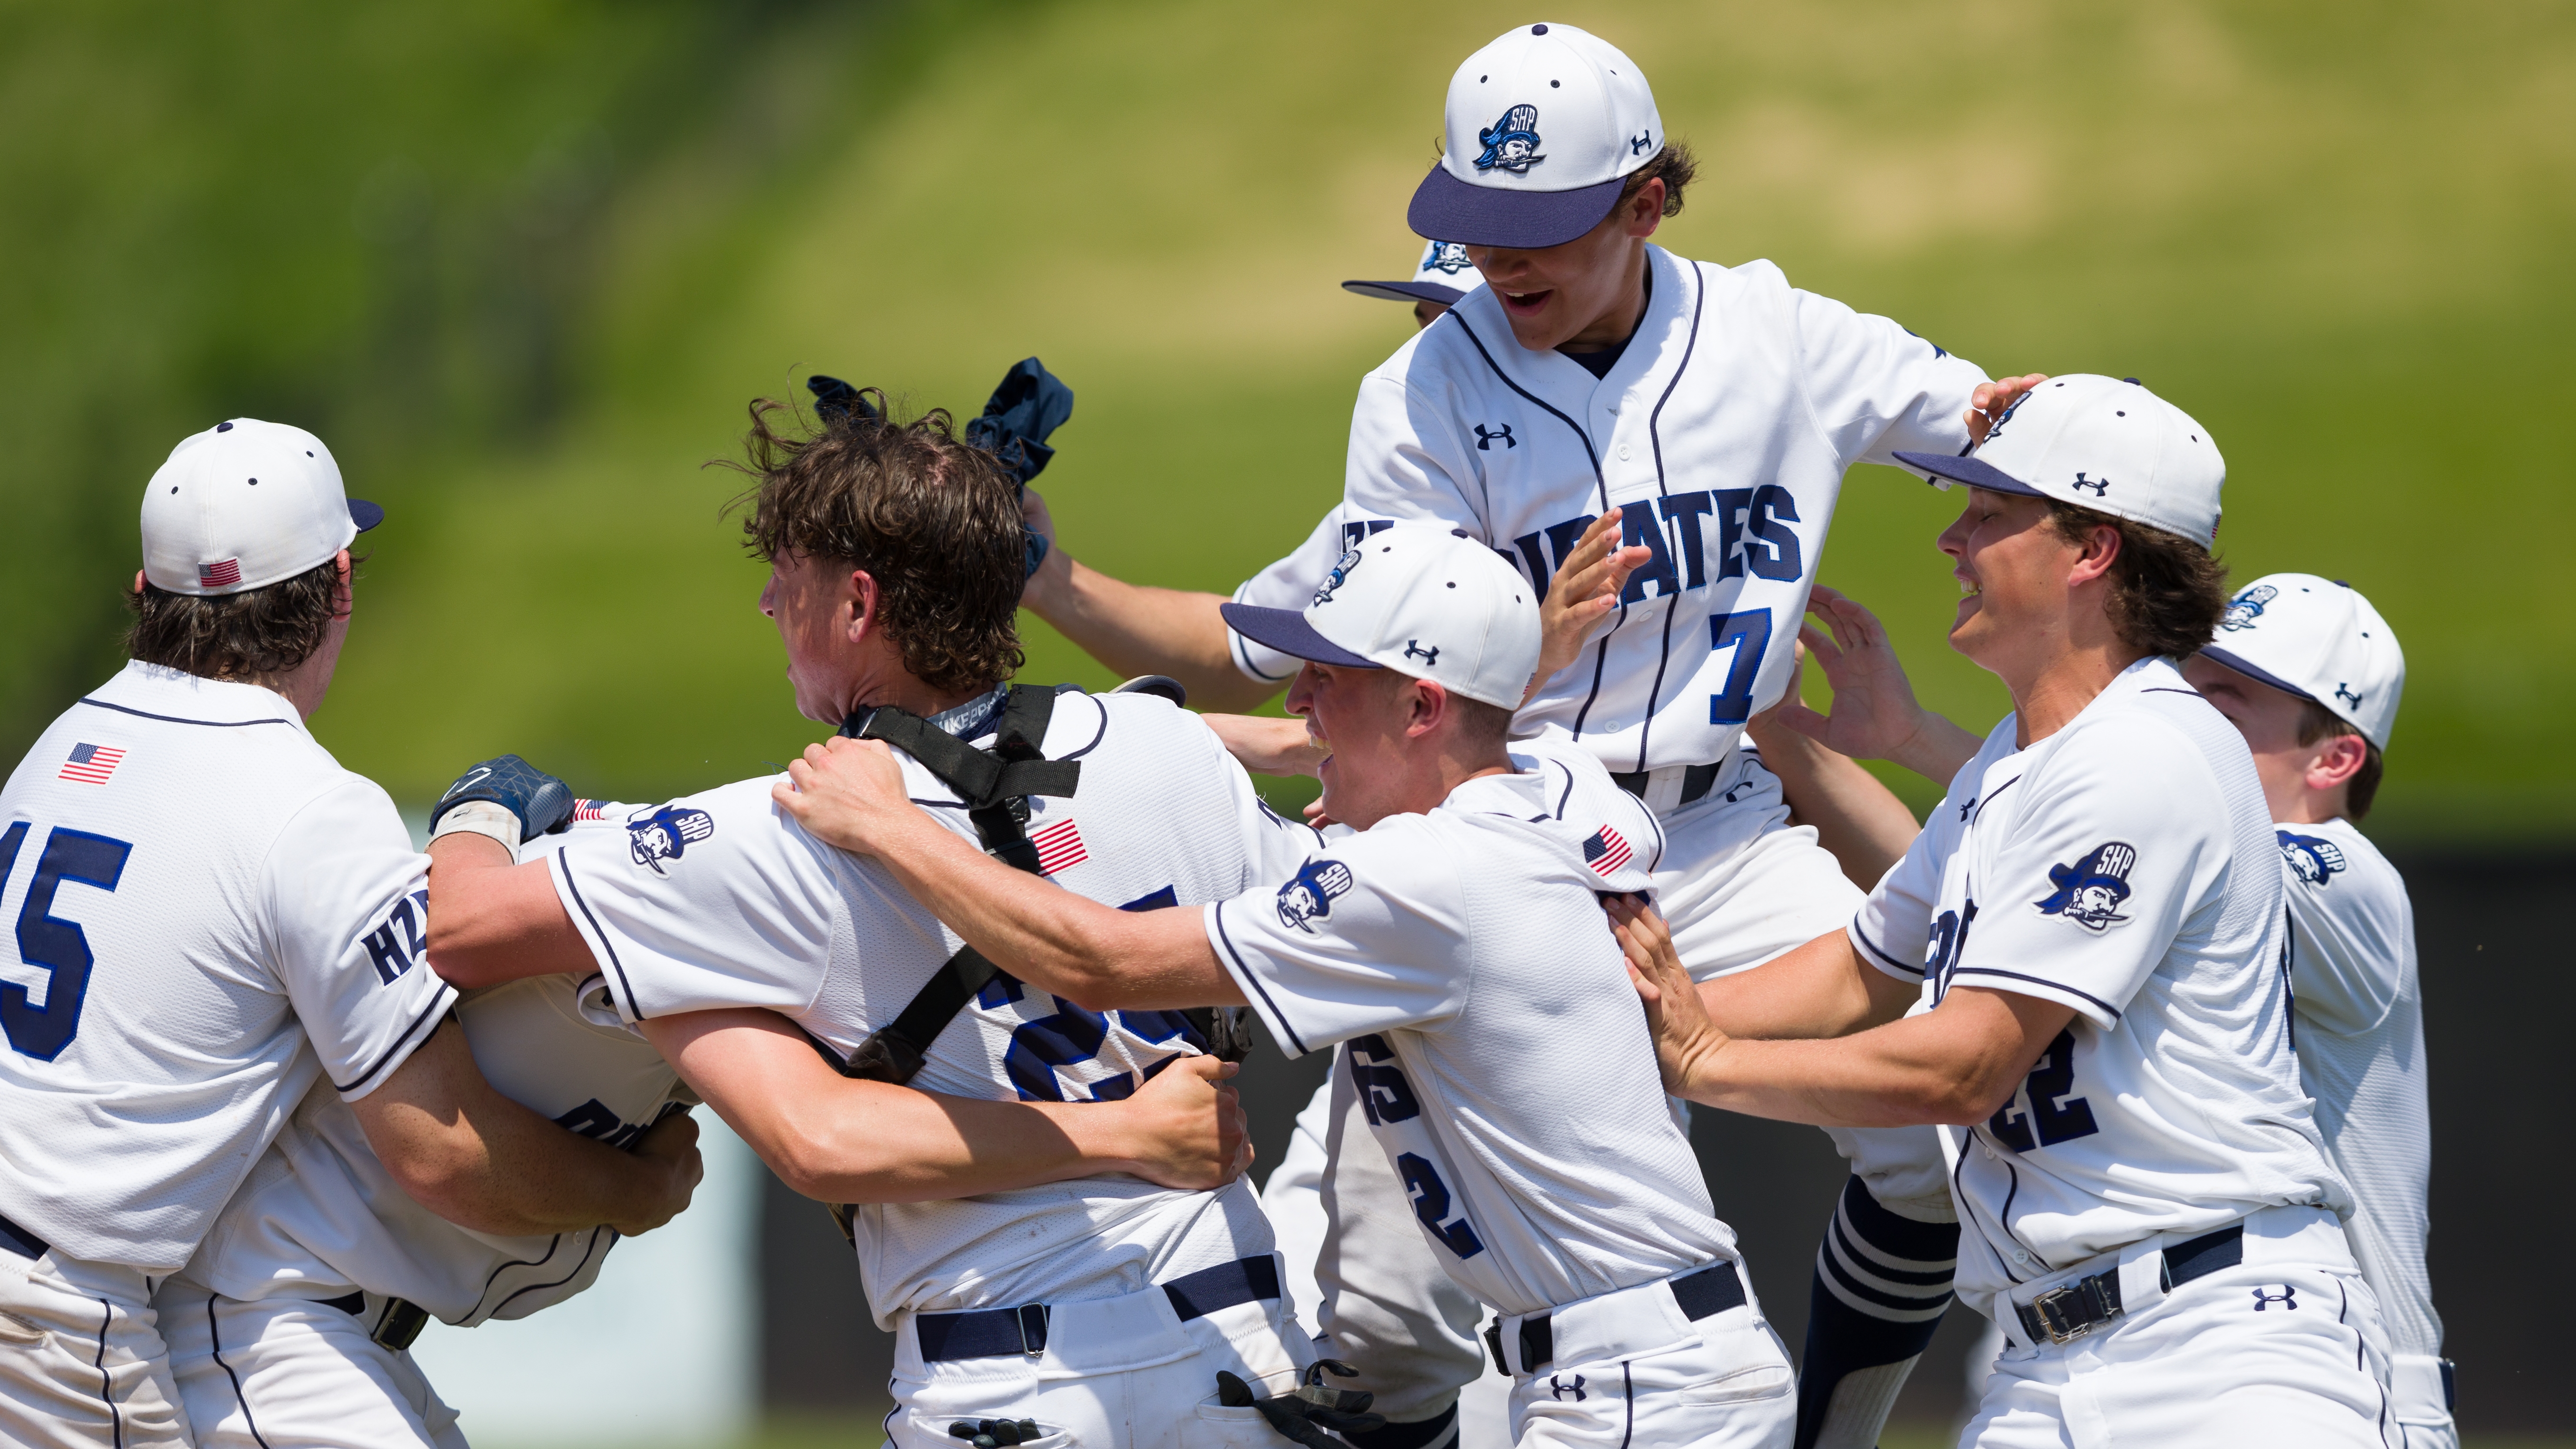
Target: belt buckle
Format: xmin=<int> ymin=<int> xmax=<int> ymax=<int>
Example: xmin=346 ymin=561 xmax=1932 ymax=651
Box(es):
xmin=2024 ymin=1271 xmax=2120 ymax=1345
xmin=2026 ymin=1285 xmax=2091 ymax=1344
xmin=1014 ymin=1302 xmax=1050 ymax=1358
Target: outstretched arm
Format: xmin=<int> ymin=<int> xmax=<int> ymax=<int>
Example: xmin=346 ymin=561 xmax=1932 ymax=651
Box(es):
xmin=354 ymin=1017 xmax=702 ymax=1237
xmin=1018 ymin=488 xmax=1280 ymax=714
xmin=1611 ymin=899 xmax=2072 ymax=1128
xmin=1746 ymin=638 xmax=1922 ymax=888
xmin=772 ymin=737 xmax=1245 ymax=1012
xmin=644 ymin=1009 xmax=1251 ymax=1203
xmin=1770 ymin=585 xmax=1984 ymax=787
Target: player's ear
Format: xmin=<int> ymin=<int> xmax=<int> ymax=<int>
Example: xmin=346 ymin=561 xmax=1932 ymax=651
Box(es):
xmin=1404 ymin=677 xmax=1450 ymax=740
xmin=2309 ymin=732 xmax=2370 ymax=791
xmin=844 ymin=567 xmax=881 ymax=641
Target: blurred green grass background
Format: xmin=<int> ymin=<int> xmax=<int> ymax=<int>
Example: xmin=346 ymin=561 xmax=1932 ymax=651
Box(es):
xmin=4 ymin=0 xmax=2571 ymax=838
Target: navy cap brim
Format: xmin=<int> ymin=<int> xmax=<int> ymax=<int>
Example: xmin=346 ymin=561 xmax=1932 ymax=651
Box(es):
xmin=349 ymin=499 xmax=385 ymax=533
xmin=1219 ymin=603 xmax=1379 ymax=670
xmin=1889 ymin=450 xmax=2049 ymax=500
xmin=2195 ymin=646 xmax=2319 ymax=705
xmin=1407 ymin=165 xmax=1625 ymax=251
xmin=1341 ymin=280 xmax=1467 ymax=306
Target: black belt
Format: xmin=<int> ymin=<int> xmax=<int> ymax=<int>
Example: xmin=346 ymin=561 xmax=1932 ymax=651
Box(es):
xmin=1609 ymin=761 xmax=1726 ymax=810
xmin=322 ymin=1290 xmax=431 ymax=1352
xmin=2013 ymin=1223 xmax=2244 ymax=1345
xmin=1484 ymin=1261 xmax=1745 ymax=1376
xmin=915 ymin=1255 xmax=1280 ymax=1364
xmin=0 ymin=1209 xmax=48 ymax=1263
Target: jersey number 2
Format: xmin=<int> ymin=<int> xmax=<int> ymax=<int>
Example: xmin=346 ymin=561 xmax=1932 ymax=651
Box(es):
xmin=1706 ymin=610 xmax=1774 ymax=725
xmin=0 ymin=822 xmax=134 ymax=1062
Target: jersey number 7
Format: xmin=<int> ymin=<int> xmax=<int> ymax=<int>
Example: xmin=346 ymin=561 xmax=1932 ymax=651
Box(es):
xmin=0 ymin=822 xmax=134 ymax=1062
xmin=1706 ymin=610 xmax=1774 ymax=725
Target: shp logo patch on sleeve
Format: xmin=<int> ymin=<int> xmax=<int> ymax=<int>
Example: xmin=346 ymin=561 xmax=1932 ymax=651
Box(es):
xmin=1276 ymin=859 xmax=1354 ymax=933
xmin=2034 ymin=842 xmax=2137 ymax=932
xmin=627 ymin=806 xmax=715 ymax=875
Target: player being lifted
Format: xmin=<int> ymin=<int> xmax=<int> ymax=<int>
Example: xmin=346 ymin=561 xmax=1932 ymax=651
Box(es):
xmin=1017 ymin=23 xmax=2044 ymax=1445
xmin=1770 ymin=570 xmax=2450 ymax=1446
xmin=783 ymin=523 xmax=1802 ymax=1449
xmin=419 ymin=394 xmax=1346 ymax=1449
xmin=1614 ymin=377 xmax=2396 ymax=1444
xmin=0 ymin=421 xmax=699 ymax=1449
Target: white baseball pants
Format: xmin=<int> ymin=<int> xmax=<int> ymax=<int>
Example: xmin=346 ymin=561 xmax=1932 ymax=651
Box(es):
xmin=156 ymin=1281 xmax=466 ymax=1449
xmin=0 ymin=1240 xmax=190 ymax=1449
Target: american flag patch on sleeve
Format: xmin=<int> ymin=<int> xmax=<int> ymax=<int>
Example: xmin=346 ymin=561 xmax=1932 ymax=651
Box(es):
xmin=59 ymin=743 xmax=127 ymax=785
xmin=1031 ymin=817 xmax=1088 ymax=875
xmin=571 ymin=799 xmax=608 ymax=822
xmin=1583 ymin=825 xmax=1632 ymax=876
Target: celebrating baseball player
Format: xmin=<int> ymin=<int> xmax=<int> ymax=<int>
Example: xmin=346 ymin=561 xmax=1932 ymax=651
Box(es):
xmin=1758 ymin=560 xmax=2453 ymax=1448
xmin=416 ymin=394 xmax=1339 ymax=1449
xmin=154 ymin=804 xmax=703 ymax=1449
xmin=1616 ymin=376 xmax=2398 ymax=1444
xmin=1017 ymin=22 xmax=2046 ymax=1444
xmin=781 ymin=522 xmax=1802 ymax=1448
xmin=0 ymin=421 xmax=701 ymax=1448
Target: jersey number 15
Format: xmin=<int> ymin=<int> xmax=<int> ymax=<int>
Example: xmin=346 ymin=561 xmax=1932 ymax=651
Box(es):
xmin=0 ymin=822 xmax=133 ymax=1062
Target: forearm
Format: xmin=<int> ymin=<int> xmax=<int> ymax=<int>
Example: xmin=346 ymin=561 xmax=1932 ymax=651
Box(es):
xmin=1668 ymin=1031 xmax=1987 ymax=1129
xmin=1694 ymin=930 xmax=1917 ymax=1042
xmin=1747 ymin=722 xmax=1920 ymax=888
xmin=1884 ymin=711 xmax=1984 ymax=788
xmin=863 ymin=808 xmax=1239 ymax=1011
xmin=747 ymin=1082 xmax=1145 ymax=1204
xmin=1029 ymin=557 xmax=1277 ymax=712
xmin=424 ymin=834 xmax=590 ymax=987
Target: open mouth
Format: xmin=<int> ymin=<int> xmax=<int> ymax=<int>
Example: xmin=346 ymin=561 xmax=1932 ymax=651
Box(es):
xmin=1500 ymin=288 xmax=1553 ymax=316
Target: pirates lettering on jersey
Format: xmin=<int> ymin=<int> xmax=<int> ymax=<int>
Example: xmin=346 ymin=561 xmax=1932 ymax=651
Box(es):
xmin=627 ymin=805 xmax=714 ymax=874
xmin=2035 ymin=842 xmax=2139 ymax=932
xmin=1277 ymin=859 xmax=1354 ymax=932
xmin=2277 ymin=831 xmax=2348 ymax=887
xmin=1503 ymin=486 xmax=1805 ymax=604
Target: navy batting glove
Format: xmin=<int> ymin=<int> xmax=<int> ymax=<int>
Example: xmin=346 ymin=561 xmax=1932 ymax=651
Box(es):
xmin=429 ymin=755 xmax=576 ymax=839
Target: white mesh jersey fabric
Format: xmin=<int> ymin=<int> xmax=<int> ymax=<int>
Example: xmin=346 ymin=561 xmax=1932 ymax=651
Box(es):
xmin=2279 ymin=817 xmax=2441 ymax=1358
xmin=182 ymin=814 xmax=686 ymax=1325
xmin=1211 ymin=762 xmax=1737 ymax=1318
xmin=0 ymin=662 xmax=453 ymax=1273
xmin=547 ymin=690 xmax=1319 ymax=1326
xmin=1852 ymin=658 xmax=2351 ymax=1324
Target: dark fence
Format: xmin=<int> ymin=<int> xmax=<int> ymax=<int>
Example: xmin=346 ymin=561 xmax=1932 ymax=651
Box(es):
xmin=759 ymin=846 xmax=2567 ymax=1434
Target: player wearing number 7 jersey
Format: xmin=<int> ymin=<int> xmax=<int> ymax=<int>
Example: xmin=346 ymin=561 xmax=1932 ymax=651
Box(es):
xmin=0 ymin=422 xmax=696 ymax=1449
xmin=1618 ymin=377 xmax=2395 ymax=1444
xmin=780 ymin=524 xmax=1799 ymax=1449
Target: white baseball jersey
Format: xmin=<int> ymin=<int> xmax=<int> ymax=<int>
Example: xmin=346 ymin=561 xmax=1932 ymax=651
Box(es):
xmin=2276 ymin=817 xmax=2440 ymax=1360
xmin=1233 ymin=246 xmax=1988 ymax=776
xmin=545 ymin=688 xmax=1318 ymax=1326
xmin=0 ymin=662 xmax=452 ymax=1274
xmin=179 ymin=807 xmax=688 ymax=1325
xmin=1207 ymin=759 xmax=1734 ymax=1318
xmin=1850 ymin=658 xmax=2352 ymax=1323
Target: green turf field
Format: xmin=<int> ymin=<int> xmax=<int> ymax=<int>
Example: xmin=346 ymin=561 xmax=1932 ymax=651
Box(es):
xmin=5 ymin=0 xmax=2572 ymax=838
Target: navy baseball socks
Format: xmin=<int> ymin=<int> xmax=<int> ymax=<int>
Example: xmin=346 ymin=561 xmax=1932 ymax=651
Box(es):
xmin=1794 ymin=1175 xmax=1961 ymax=1449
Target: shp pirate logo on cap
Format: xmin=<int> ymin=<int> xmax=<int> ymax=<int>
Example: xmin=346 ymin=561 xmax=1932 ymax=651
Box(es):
xmin=1894 ymin=375 xmax=2226 ymax=549
xmin=2198 ymin=573 xmax=2406 ymax=750
xmin=1409 ymin=24 xmax=1666 ymax=250
xmin=1220 ymin=522 xmax=1542 ymax=711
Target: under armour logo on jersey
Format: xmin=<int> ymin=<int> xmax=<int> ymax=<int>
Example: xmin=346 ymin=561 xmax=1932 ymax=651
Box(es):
xmin=1474 ymin=104 xmax=1544 ymax=174
xmin=1474 ymin=423 xmax=1516 ymax=451
xmin=1312 ymin=546 xmax=1364 ymax=605
xmin=1549 ymin=1374 xmax=1587 ymax=1401
xmin=2277 ymin=830 xmax=2348 ymax=887
xmin=1277 ymin=858 xmax=1354 ymax=932
xmin=2035 ymin=841 xmax=2137 ymax=931
xmin=2252 ymin=1285 xmax=2298 ymax=1311
xmin=2335 ymin=682 xmax=2364 ymax=708
xmin=2220 ymin=584 xmax=2277 ymax=632
xmin=2070 ymin=472 xmax=2111 ymax=496
xmin=627 ymin=805 xmax=715 ymax=875
xmin=1424 ymin=240 xmax=1473 ymax=274
xmin=1719 ymin=777 xmax=1759 ymax=805
xmin=1404 ymin=640 xmax=1440 ymax=667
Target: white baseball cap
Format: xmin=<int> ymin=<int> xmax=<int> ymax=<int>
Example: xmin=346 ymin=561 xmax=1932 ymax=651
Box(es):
xmin=1893 ymin=374 xmax=2225 ymax=547
xmin=1219 ymin=522 xmax=1539 ymax=710
xmin=1408 ymin=23 xmax=1664 ymax=250
xmin=1343 ymin=239 xmax=1488 ymax=307
xmin=2200 ymin=573 xmax=2404 ymax=749
xmin=140 ymin=419 xmax=382 ymax=596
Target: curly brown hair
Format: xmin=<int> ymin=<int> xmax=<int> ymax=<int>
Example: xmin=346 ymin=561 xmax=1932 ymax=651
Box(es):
xmin=2044 ymin=500 xmax=2230 ymax=660
xmin=1616 ymin=139 xmax=1698 ymax=219
xmin=728 ymin=393 xmax=1026 ymax=694
xmin=125 ymin=554 xmax=348 ymax=680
